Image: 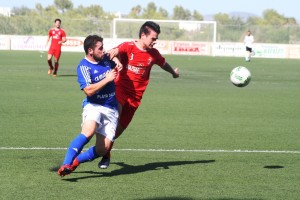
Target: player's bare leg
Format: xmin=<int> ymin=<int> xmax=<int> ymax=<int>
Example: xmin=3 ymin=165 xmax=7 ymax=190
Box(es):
xmin=98 ymin=124 xmax=125 ymax=169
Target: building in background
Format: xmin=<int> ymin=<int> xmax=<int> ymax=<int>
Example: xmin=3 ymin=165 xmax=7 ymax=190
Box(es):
xmin=0 ymin=7 xmax=11 ymax=17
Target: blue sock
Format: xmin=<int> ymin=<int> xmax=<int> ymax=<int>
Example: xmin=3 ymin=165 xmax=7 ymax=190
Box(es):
xmin=62 ymin=133 xmax=89 ymax=165
xmin=77 ymin=146 xmax=100 ymax=163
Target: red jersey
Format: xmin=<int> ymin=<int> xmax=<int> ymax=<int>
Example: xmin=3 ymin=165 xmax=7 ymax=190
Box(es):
xmin=115 ymin=41 xmax=166 ymax=100
xmin=48 ymin=28 xmax=66 ymax=50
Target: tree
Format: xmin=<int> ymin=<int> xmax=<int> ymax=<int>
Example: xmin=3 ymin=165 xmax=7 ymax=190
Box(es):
xmin=141 ymin=2 xmax=157 ymax=19
xmin=263 ymin=9 xmax=286 ymax=25
xmin=81 ymin=5 xmax=105 ymax=18
xmin=128 ymin=5 xmax=142 ymax=18
xmin=35 ymin=3 xmax=43 ymax=15
xmin=1 ymin=2 xmax=299 ymax=43
xmin=213 ymin=13 xmax=247 ymax=42
xmin=285 ymin=17 xmax=297 ymax=26
xmin=11 ymin=6 xmax=31 ymax=16
xmin=213 ymin=13 xmax=231 ymax=25
xmin=254 ymin=9 xmax=299 ymax=43
xmin=173 ymin=6 xmax=191 ymax=20
xmin=0 ymin=16 xmax=15 ymax=34
xmin=157 ymin=7 xmax=169 ymax=19
xmin=192 ymin=10 xmax=203 ymax=21
xmin=54 ymin=0 xmax=73 ymax=13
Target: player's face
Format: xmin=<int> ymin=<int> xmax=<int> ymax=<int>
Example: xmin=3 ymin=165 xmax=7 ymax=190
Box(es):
xmin=55 ymin=21 xmax=61 ymax=28
xmin=92 ymin=41 xmax=104 ymax=61
xmin=142 ymin=30 xmax=158 ymax=49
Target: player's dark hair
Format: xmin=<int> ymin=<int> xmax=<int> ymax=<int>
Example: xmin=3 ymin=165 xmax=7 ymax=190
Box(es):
xmin=54 ymin=18 xmax=61 ymax=23
xmin=139 ymin=21 xmax=160 ymax=38
xmin=84 ymin=35 xmax=103 ymax=54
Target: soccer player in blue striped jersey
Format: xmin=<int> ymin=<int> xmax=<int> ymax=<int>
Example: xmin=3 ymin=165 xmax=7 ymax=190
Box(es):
xmin=57 ymin=35 xmax=122 ymax=177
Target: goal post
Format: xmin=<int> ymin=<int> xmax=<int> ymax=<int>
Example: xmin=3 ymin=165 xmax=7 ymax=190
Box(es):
xmin=112 ymin=18 xmax=217 ymax=56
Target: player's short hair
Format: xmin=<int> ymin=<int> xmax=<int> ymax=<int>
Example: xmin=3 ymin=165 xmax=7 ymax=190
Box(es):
xmin=139 ymin=21 xmax=160 ymax=38
xmin=54 ymin=18 xmax=61 ymax=23
xmin=84 ymin=35 xmax=103 ymax=54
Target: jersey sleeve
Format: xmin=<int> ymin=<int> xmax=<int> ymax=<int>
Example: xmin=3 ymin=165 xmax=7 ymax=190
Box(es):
xmin=103 ymin=54 xmax=116 ymax=69
xmin=118 ymin=41 xmax=139 ymax=56
xmin=48 ymin=29 xmax=52 ymax=37
xmin=61 ymin=29 xmax=66 ymax=37
xmin=153 ymin=49 xmax=166 ymax=67
xmin=77 ymin=63 xmax=91 ymax=90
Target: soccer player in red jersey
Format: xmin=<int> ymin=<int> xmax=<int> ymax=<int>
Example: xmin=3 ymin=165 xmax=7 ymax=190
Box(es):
xmin=46 ymin=18 xmax=67 ymax=77
xmin=97 ymin=21 xmax=180 ymax=169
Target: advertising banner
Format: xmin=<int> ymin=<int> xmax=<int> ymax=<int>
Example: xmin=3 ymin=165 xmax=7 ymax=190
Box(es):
xmin=253 ymin=43 xmax=287 ymax=58
xmin=3 ymin=35 xmax=300 ymax=59
xmin=287 ymin=45 xmax=300 ymax=59
xmin=11 ymin=36 xmax=46 ymax=51
xmin=214 ymin=43 xmax=244 ymax=57
xmin=0 ymin=35 xmax=10 ymax=50
xmin=171 ymin=41 xmax=210 ymax=55
xmin=61 ymin=37 xmax=84 ymax=52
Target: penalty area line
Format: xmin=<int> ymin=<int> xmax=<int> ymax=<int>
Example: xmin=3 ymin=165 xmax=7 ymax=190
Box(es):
xmin=0 ymin=147 xmax=299 ymax=154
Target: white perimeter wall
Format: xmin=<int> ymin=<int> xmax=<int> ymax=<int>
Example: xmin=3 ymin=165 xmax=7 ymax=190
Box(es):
xmin=1 ymin=35 xmax=300 ymax=59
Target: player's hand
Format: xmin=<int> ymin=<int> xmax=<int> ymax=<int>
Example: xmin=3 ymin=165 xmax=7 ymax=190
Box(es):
xmin=111 ymin=56 xmax=123 ymax=72
xmin=114 ymin=61 xmax=123 ymax=72
xmin=173 ymin=68 xmax=179 ymax=78
xmin=107 ymin=48 xmax=119 ymax=59
xmin=106 ymin=69 xmax=118 ymax=82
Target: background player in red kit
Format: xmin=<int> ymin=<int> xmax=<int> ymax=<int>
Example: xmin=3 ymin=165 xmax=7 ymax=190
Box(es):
xmin=97 ymin=21 xmax=180 ymax=169
xmin=46 ymin=18 xmax=67 ymax=77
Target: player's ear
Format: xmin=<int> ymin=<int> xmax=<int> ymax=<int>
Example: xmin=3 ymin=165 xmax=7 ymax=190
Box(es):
xmin=140 ymin=32 xmax=146 ymax=38
xmin=88 ymin=48 xmax=93 ymax=55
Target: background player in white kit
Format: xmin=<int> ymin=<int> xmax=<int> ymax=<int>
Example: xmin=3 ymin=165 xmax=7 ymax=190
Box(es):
xmin=244 ymin=30 xmax=254 ymax=62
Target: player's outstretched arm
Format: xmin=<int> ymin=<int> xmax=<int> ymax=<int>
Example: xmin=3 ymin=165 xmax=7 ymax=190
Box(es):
xmin=161 ymin=62 xmax=179 ymax=78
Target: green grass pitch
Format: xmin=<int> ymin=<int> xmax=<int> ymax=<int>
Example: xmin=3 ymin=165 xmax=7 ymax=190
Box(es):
xmin=0 ymin=50 xmax=299 ymax=199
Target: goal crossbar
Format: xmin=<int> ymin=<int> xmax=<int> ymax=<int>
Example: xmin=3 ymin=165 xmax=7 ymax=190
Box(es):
xmin=112 ymin=18 xmax=217 ymax=56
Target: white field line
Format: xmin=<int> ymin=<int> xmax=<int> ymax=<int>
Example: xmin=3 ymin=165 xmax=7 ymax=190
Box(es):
xmin=0 ymin=147 xmax=299 ymax=154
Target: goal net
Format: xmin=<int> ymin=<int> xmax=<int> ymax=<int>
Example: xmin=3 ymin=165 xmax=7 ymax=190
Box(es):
xmin=112 ymin=18 xmax=217 ymax=56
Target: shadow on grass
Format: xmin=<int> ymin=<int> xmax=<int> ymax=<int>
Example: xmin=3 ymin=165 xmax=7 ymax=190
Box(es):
xmin=55 ymin=74 xmax=77 ymax=77
xmin=58 ymin=160 xmax=215 ymax=182
xmin=263 ymin=165 xmax=284 ymax=169
xmin=136 ymin=197 xmax=194 ymax=200
xmin=136 ymin=198 xmax=262 ymax=200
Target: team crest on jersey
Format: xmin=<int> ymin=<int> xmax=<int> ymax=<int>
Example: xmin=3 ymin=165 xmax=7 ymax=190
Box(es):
xmin=94 ymin=69 xmax=98 ymax=74
xmin=148 ymin=57 xmax=152 ymax=65
xmin=52 ymin=29 xmax=62 ymax=36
